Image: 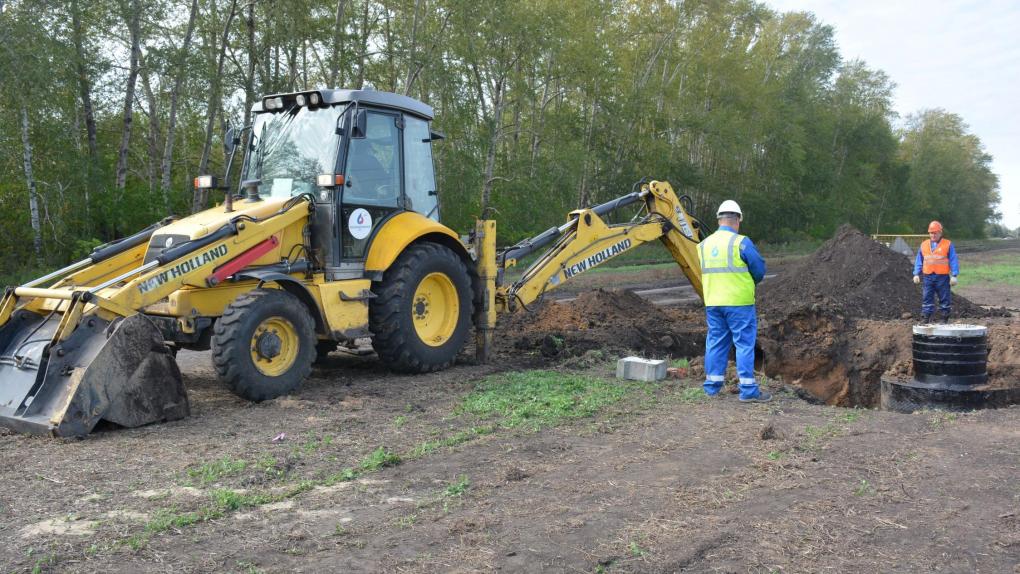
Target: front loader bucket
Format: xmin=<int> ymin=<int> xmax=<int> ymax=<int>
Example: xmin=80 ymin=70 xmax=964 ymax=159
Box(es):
xmin=0 ymin=311 xmax=188 ymax=437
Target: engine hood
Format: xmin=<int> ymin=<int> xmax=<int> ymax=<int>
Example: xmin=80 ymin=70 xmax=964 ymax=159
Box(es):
xmin=144 ymin=196 xmax=297 ymax=263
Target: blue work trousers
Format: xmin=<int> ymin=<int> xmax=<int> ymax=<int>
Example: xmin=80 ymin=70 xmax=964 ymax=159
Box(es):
xmin=703 ymin=305 xmax=759 ymax=399
xmin=921 ymin=273 xmax=951 ymax=317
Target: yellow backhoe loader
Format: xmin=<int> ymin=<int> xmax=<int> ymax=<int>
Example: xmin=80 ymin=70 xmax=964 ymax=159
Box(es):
xmin=0 ymin=89 xmax=706 ymax=437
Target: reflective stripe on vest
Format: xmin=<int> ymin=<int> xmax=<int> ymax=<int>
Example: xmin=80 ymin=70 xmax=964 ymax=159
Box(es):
xmin=921 ymin=238 xmax=951 ymax=275
xmin=698 ymin=230 xmax=755 ymax=306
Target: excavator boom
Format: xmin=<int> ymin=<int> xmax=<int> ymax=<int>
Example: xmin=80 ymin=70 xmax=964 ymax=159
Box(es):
xmin=496 ymin=180 xmax=704 ymax=311
xmin=471 ymin=180 xmax=706 ymax=361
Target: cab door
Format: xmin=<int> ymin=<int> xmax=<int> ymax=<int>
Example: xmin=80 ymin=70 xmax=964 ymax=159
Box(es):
xmin=340 ymin=109 xmax=403 ymax=260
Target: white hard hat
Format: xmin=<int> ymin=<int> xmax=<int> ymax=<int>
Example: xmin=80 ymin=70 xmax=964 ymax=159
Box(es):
xmin=717 ymin=200 xmax=742 ymax=220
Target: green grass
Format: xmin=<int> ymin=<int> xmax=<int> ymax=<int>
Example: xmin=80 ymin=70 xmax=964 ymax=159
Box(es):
xmin=409 ymin=425 xmax=495 ymax=458
xmin=853 ymin=479 xmax=875 ymax=496
xmin=359 ymin=447 xmax=401 ymax=471
xmin=186 ymin=457 xmax=248 ymax=485
xmin=957 ymin=254 xmax=1020 ymax=287
xmin=456 ymin=370 xmax=633 ymax=430
xmin=677 ymin=387 xmax=708 ymax=403
xmin=443 ymin=475 xmax=471 ymax=497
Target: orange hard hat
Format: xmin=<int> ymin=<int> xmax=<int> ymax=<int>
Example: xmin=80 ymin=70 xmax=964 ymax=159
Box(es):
xmin=928 ymin=221 xmax=943 ymax=233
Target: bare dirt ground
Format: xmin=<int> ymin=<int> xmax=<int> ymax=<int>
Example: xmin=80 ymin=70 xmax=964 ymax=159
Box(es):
xmin=2 ymin=236 xmax=1019 ymax=573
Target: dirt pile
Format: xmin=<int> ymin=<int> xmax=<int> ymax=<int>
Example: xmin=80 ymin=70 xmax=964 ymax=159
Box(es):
xmin=759 ymin=224 xmax=992 ymax=320
xmin=496 ymin=289 xmax=705 ymax=363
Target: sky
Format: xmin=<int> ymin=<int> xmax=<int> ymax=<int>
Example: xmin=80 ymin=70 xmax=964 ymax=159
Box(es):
xmin=767 ymin=0 xmax=1020 ymax=229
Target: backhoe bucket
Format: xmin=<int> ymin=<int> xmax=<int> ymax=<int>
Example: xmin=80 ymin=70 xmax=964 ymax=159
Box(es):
xmin=0 ymin=311 xmax=188 ymax=437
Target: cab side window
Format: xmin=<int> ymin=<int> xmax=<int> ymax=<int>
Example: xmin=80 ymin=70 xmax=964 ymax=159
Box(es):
xmin=403 ymin=116 xmax=439 ymax=219
xmin=344 ymin=111 xmax=401 ymax=207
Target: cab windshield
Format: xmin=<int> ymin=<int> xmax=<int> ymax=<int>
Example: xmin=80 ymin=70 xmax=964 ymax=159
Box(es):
xmin=243 ymin=105 xmax=343 ymax=199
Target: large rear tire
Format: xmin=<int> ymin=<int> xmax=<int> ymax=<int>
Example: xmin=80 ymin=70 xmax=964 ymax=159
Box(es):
xmin=370 ymin=243 xmax=473 ymax=373
xmin=212 ymin=288 xmax=317 ymax=401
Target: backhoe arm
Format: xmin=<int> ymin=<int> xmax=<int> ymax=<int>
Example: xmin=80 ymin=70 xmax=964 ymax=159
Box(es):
xmin=493 ymin=180 xmax=705 ymax=313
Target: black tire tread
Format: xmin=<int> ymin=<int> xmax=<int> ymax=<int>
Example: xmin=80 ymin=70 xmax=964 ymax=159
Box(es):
xmin=211 ymin=288 xmax=316 ymax=401
xmin=369 ymin=243 xmax=473 ymax=374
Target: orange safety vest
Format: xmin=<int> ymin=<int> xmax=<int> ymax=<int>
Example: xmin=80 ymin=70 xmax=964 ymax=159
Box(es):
xmin=921 ymin=238 xmax=952 ymax=275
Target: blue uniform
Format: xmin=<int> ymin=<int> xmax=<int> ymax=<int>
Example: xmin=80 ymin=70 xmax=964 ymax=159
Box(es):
xmin=702 ymin=226 xmax=766 ymax=400
xmin=913 ymin=241 xmax=959 ymax=317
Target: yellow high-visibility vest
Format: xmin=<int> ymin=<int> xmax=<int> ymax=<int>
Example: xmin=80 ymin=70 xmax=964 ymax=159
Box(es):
xmin=698 ymin=229 xmax=755 ymax=306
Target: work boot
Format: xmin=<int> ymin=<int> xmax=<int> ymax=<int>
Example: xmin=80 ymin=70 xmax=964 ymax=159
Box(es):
xmin=921 ymin=314 xmax=932 ymax=325
xmin=940 ymin=311 xmax=951 ymax=323
xmin=739 ymin=391 xmax=773 ymax=403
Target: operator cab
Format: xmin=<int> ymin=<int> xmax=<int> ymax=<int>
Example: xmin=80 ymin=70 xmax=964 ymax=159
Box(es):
xmin=243 ymin=89 xmax=441 ymax=280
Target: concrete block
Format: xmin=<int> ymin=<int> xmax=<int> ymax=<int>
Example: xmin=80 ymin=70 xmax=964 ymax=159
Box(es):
xmin=616 ymin=356 xmax=667 ymax=382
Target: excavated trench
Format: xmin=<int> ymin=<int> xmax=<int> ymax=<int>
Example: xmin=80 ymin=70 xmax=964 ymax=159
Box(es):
xmin=499 ymin=226 xmax=1018 ymax=409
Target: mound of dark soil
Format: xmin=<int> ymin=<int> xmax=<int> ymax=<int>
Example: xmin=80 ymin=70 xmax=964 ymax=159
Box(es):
xmin=496 ymin=289 xmax=705 ymax=362
xmin=759 ymin=224 xmax=991 ymax=320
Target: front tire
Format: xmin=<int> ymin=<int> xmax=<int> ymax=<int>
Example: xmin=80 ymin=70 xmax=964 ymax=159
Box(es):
xmin=212 ymin=288 xmax=317 ymax=401
xmin=370 ymin=243 xmax=473 ymax=373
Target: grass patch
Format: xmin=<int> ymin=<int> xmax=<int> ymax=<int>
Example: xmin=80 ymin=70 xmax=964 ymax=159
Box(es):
xmin=187 ymin=457 xmax=247 ymax=485
xmin=359 ymin=447 xmax=401 ymax=471
xmin=853 ymin=479 xmax=875 ymax=496
xmin=801 ymin=411 xmax=864 ymax=451
xmin=457 ymin=370 xmax=633 ymax=430
xmin=677 ymin=387 xmax=708 ymax=403
xmin=443 ymin=475 xmax=471 ymax=498
xmin=409 ymin=425 xmax=495 ymax=458
xmin=299 ymin=432 xmax=334 ymax=453
xmin=957 ymin=256 xmax=1020 ymax=287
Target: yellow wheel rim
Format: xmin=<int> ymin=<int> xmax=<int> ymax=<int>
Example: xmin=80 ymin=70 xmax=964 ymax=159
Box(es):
xmin=250 ymin=316 xmax=300 ymax=376
xmin=412 ymin=272 xmax=459 ymax=347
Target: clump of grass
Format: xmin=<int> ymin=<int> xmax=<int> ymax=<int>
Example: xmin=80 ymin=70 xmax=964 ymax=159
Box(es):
xmin=299 ymin=433 xmax=334 ymax=453
xmin=456 ymin=370 xmax=630 ymax=430
xmin=187 ymin=457 xmax=247 ymax=484
xmin=359 ymin=447 xmax=401 ymax=471
xmin=409 ymin=426 xmax=495 ymax=458
xmin=853 ymin=479 xmax=875 ymax=496
xmin=677 ymin=387 xmax=708 ymax=403
xmin=443 ymin=475 xmax=470 ymax=498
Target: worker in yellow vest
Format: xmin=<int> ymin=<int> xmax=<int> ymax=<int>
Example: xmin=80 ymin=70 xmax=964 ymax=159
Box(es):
xmin=912 ymin=220 xmax=959 ymax=323
xmin=698 ymin=200 xmax=769 ymax=402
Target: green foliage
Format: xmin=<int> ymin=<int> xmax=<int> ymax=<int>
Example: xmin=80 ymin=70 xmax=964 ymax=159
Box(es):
xmin=457 ymin=370 xmax=630 ymax=430
xmin=443 ymin=475 xmax=470 ymax=497
xmin=957 ymin=256 xmax=1020 ymax=287
xmin=187 ymin=457 xmax=248 ymax=485
xmin=358 ymin=447 xmax=401 ymax=471
xmin=677 ymin=387 xmax=709 ymax=403
xmin=0 ymin=0 xmax=1002 ymax=280
xmin=670 ymin=358 xmax=689 ymax=369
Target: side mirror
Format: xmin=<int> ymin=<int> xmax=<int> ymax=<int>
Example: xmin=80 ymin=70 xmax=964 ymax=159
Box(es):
xmin=425 ymin=130 xmax=445 ymax=143
xmin=224 ymin=126 xmax=240 ymax=154
xmin=351 ymin=109 xmax=367 ymax=139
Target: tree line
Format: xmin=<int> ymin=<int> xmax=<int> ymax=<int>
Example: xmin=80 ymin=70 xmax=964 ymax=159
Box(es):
xmin=0 ymin=0 xmax=1003 ymax=277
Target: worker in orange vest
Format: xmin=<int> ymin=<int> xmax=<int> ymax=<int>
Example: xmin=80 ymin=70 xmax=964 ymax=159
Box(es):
xmin=912 ymin=221 xmax=959 ymax=323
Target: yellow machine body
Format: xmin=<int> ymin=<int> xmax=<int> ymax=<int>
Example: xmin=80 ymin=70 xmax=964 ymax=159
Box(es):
xmin=0 ymin=87 xmax=705 ymax=438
